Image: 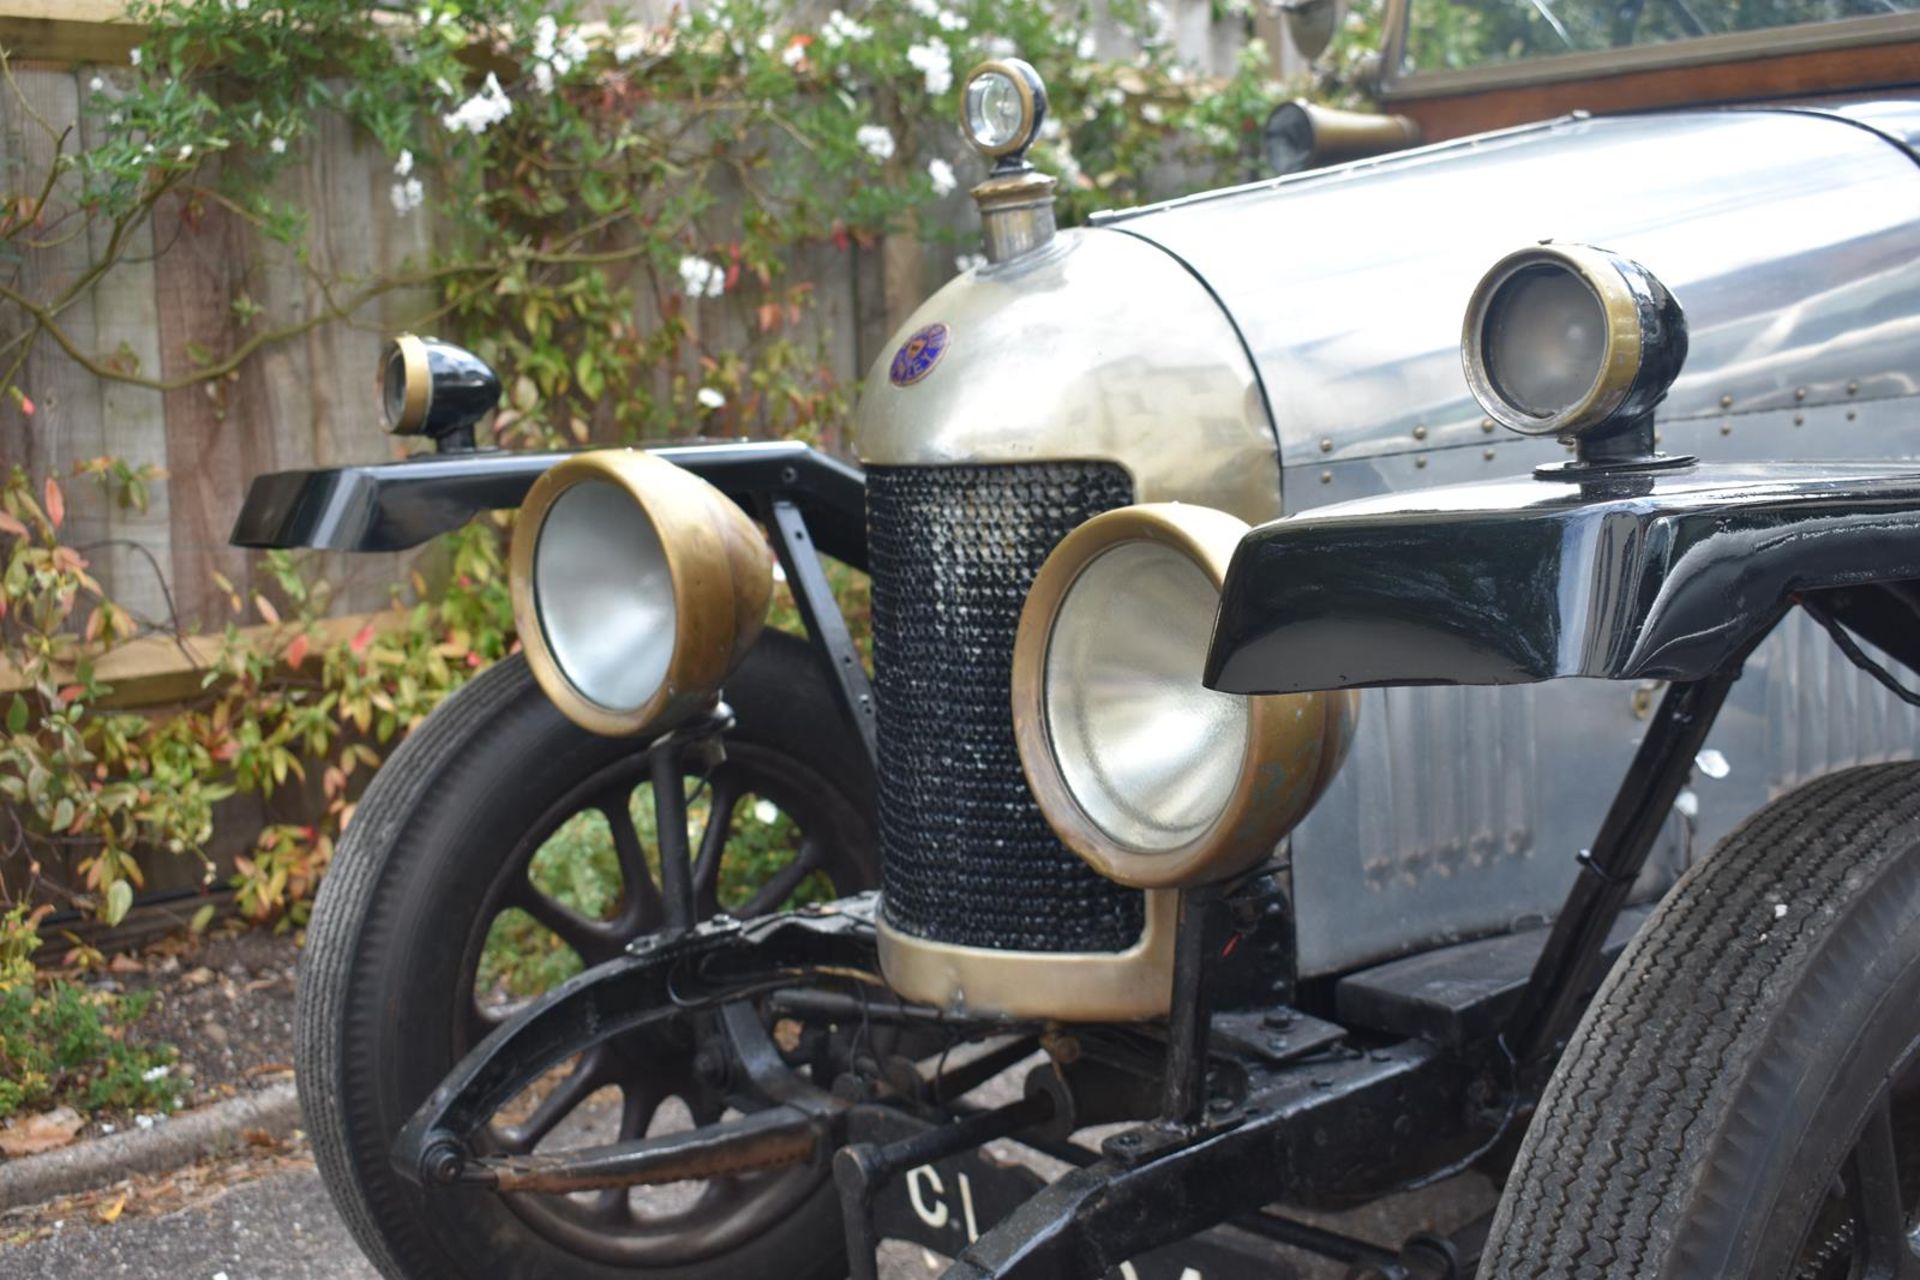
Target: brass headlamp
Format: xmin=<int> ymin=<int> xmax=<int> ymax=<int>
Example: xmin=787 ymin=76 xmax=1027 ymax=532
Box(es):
xmin=1012 ymin=503 xmax=1358 ymax=890
xmin=1462 ymin=243 xmax=1688 ymax=459
xmin=510 ymin=450 xmax=773 ymax=737
xmin=378 ymin=335 xmax=501 ymax=452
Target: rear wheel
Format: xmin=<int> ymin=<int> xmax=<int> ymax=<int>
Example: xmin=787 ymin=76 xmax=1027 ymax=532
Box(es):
xmin=1482 ymin=763 xmax=1920 ymax=1279
xmin=297 ymin=632 xmax=875 ymax=1280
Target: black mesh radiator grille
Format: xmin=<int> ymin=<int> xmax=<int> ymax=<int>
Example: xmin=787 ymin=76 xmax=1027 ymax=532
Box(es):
xmin=867 ymin=462 xmax=1144 ymax=953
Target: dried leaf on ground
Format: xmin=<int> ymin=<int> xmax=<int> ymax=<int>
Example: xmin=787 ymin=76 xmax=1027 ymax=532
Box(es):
xmin=0 ymin=1106 xmax=83 ymax=1156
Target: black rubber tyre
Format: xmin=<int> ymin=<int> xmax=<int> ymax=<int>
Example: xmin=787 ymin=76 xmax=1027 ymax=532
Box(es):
xmin=297 ymin=632 xmax=875 ymax=1280
xmin=1483 ymin=763 xmax=1920 ymax=1279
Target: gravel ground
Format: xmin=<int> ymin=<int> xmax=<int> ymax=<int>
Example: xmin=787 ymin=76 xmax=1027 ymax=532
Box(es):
xmin=2 ymin=1163 xmax=376 ymax=1280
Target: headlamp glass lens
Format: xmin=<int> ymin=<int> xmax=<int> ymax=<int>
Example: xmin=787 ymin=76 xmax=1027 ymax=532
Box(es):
xmin=1044 ymin=541 xmax=1247 ymax=853
xmin=381 ymin=347 xmax=409 ymax=428
xmin=965 ymin=70 xmax=1027 ymax=151
xmin=533 ymin=479 xmax=676 ymax=713
xmin=1484 ymin=265 xmax=1607 ymax=419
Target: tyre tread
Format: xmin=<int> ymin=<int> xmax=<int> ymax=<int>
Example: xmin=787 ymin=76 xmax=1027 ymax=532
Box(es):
xmin=1484 ymin=763 xmax=1920 ymax=1279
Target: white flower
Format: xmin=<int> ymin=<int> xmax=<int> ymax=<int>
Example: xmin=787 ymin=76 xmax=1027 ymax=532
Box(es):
xmin=442 ymin=73 xmax=511 ymax=135
xmin=1200 ymin=122 xmax=1231 ymax=149
xmin=532 ymin=14 xmax=558 ymax=60
xmin=906 ymin=41 xmax=952 ymax=95
xmin=128 ymin=46 xmax=142 ymax=66
xmin=756 ymin=31 xmax=774 ymax=51
xmin=142 ymin=1064 xmax=171 ymax=1083
xmin=235 ymin=0 xmax=249 ymax=10
xmin=981 ymin=35 xmax=1016 ymax=57
xmin=677 ymin=254 xmax=725 ymax=298
xmin=937 ymin=10 xmax=968 ymax=30
xmin=907 ymin=0 xmax=938 ymax=15
xmin=1039 ymin=116 xmax=1062 ymax=142
xmin=781 ymin=39 xmax=807 ymax=67
xmin=1102 ymin=87 xmax=1125 ymax=108
xmin=1075 ymin=32 xmax=1096 ymax=59
xmin=394 ymin=149 xmax=414 ymax=177
xmin=390 ymin=177 xmax=425 ymax=215
xmin=821 ymin=9 xmax=871 ymax=49
xmin=753 ymin=797 xmax=780 ymax=823
xmin=1146 ymin=0 xmax=1174 ymax=43
xmin=855 ymin=124 xmax=895 ymax=162
xmin=616 ymin=37 xmax=646 ymax=63
xmin=697 ymin=387 xmax=726 ymax=410
xmin=927 ymin=157 xmax=956 ymax=196
xmin=955 ymin=252 xmax=987 ymax=273
xmin=561 ymin=29 xmax=589 ymax=65
xmin=1141 ymin=102 xmax=1165 ymax=125
xmin=178 ymin=143 xmax=194 ymax=160
xmin=269 ymin=136 xmax=287 ymax=154
xmin=533 ymin=62 xmax=556 ymax=94
xmin=89 ymin=75 xmax=105 ymax=93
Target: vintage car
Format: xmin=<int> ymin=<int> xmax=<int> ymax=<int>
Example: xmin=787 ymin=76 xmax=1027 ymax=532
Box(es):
xmin=231 ymin=2 xmax=1920 ymax=1276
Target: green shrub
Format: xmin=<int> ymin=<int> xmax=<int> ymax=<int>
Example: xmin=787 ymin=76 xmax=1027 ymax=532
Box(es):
xmin=0 ymin=912 xmax=185 ymax=1123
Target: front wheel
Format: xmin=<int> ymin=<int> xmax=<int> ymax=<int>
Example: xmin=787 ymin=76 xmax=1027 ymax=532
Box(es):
xmin=1483 ymin=763 xmax=1920 ymax=1279
xmin=297 ymin=632 xmax=875 ymax=1280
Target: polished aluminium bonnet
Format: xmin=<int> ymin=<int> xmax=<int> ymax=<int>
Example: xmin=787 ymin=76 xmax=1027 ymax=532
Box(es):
xmin=1099 ymin=104 xmax=1920 ymax=975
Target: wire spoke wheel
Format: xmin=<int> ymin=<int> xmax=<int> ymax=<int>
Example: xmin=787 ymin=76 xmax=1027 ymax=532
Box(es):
xmin=458 ymin=738 xmax=865 ymax=1268
xmin=1790 ymin=1060 xmax=1920 ymax=1280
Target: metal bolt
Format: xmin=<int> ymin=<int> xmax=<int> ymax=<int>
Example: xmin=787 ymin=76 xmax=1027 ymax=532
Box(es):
xmin=1263 ymin=1009 xmax=1296 ymax=1028
xmin=1412 ymin=424 xmax=1428 ymax=441
xmin=1483 ymin=447 xmax=1496 ymax=461
xmin=1794 ymin=386 xmax=1807 ymax=401
xmin=1206 ymin=1096 xmax=1233 ymax=1116
xmin=1481 ymin=418 xmax=1496 ymax=433
xmin=423 ymin=1140 xmax=465 ymax=1186
xmin=1848 ymin=380 xmax=1860 ymax=395
xmin=1268 ymin=1036 xmax=1290 ymax=1052
xmin=1720 ymin=422 xmax=1732 ymax=436
xmin=1793 ymin=414 xmax=1804 ymax=427
xmin=1320 ymin=470 xmax=1332 ymax=485
xmin=1848 ymin=410 xmax=1857 ymax=421
xmin=1318 ymin=436 xmax=1333 ymax=453
xmin=1720 ymin=393 xmax=1734 ymax=408
xmin=780 ymin=465 xmax=799 ymax=485
xmin=1414 ymin=456 xmax=1427 ymax=469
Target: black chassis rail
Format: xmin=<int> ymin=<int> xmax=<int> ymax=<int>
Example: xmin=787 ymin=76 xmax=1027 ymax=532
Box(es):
xmin=1206 ymin=460 xmax=1920 ymax=696
xmin=229 ymin=438 xmax=868 ymax=569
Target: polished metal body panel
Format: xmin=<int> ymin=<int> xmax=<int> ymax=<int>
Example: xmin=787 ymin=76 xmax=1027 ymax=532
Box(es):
xmin=853 ymin=228 xmax=1283 ymax=524
xmin=888 ymin=105 xmax=1920 ymax=980
xmin=1102 ymin=108 xmax=1920 ymax=490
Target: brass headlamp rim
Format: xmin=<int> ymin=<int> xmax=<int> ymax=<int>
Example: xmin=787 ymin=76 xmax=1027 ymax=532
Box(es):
xmin=1462 ymin=243 xmax=1645 ymax=439
xmin=509 ymin=449 xmax=773 ymax=738
xmin=960 ymin=58 xmax=1041 ymax=160
xmin=1012 ymin=502 xmax=1358 ymax=891
xmin=381 ymin=333 xmax=433 ymax=436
